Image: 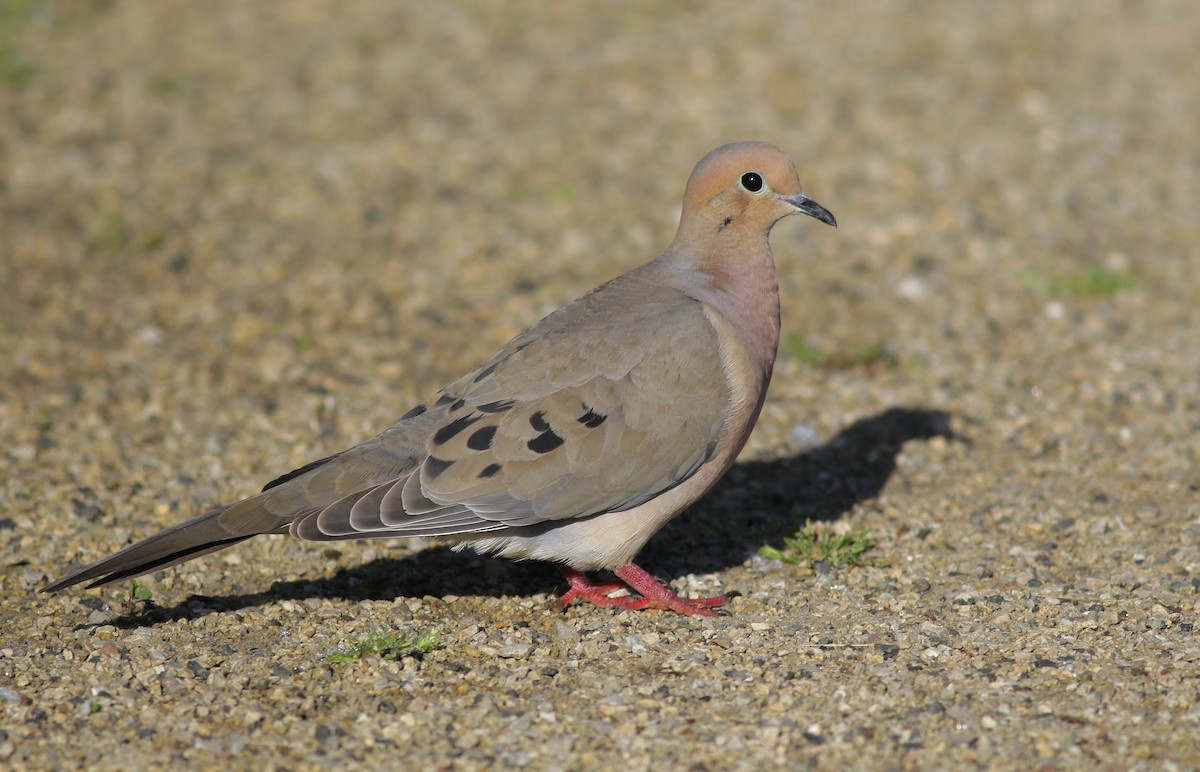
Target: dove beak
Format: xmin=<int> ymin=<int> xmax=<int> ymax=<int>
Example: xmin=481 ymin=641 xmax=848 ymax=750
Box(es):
xmin=781 ymin=192 xmax=837 ymax=228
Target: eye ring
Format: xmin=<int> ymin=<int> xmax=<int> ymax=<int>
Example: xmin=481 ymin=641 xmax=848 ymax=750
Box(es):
xmin=740 ymin=171 xmax=765 ymax=194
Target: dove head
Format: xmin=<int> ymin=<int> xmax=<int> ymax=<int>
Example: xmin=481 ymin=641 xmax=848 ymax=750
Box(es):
xmin=676 ymin=142 xmax=836 ymax=245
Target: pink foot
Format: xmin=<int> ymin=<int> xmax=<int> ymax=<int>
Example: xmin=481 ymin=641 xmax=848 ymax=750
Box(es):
xmin=556 ymin=562 xmax=728 ymax=617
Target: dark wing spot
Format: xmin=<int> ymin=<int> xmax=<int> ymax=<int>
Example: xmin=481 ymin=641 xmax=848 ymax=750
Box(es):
xmin=425 ymin=456 xmax=454 ymax=478
xmin=433 ymin=414 xmax=483 ymax=445
xmin=478 ymin=463 xmax=502 ymax=479
xmin=527 ymin=429 xmax=564 ymax=454
xmin=434 ymin=393 xmax=458 ymax=407
xmin=529 ymin=410 xmax=550 ymax=432
xmin=478 ymin=400 xmax=515 ymax=414
xmin=577 ymin=408 xmax=606 ymax=428
xmin=472 ymin=363 xmax=498 ymax=383
xmin=450 ymin=397 xmax=466 ymax=412
xmin=467 ymin=425 xmax=498 ymax=451
xmin=400 ymin=402 xmax=428 ymax=420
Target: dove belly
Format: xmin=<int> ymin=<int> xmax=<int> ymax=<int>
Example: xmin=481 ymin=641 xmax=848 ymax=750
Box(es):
xmin=456 ymin=452 xmax=729 ymax=570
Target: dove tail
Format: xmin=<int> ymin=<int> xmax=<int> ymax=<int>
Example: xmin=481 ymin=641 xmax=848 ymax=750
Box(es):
xmin=40 ymin=505 xmax=256 ymax=592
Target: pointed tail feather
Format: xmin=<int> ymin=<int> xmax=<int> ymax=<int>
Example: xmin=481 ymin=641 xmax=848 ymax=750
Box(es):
xmin=42 ymin=440 xmax=419 ymax=592
xmin=41 ymin=505 xmax=265 ymax=592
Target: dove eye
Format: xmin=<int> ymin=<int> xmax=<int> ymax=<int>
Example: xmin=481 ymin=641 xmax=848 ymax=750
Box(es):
xmin=739 ymin=171 xmax=765 ymax=193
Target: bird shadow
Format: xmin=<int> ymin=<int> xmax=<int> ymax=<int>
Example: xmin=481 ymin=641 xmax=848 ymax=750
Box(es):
xmin=94 ymin=406 xmax=955 ymax=629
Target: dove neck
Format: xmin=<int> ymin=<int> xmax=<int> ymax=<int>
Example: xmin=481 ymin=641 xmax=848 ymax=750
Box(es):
xmin=647 ymin=236 xmax=782 ymax=372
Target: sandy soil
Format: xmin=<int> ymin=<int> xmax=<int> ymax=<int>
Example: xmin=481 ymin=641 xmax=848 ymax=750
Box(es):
xmin=1 ymin=1 xmax=1198 ymax=768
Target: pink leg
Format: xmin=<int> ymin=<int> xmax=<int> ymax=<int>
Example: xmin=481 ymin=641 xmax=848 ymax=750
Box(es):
xmin=555 ymin=563 xmax=728 ymax=617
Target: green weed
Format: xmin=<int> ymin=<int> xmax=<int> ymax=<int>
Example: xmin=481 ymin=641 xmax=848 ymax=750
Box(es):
xmin=1020 ymin=265 xmax=1140 ymax=299
xmin=783 ymin=335 xmax=897 ymax=371
xmin=0 ymin=0 xmax=116 ymax=89
xmin=115 ymin=580 xmax=154 ymax=615
xmin=87 ymin=208 xmax=132 ymax=252
xmin=329 ymin=629 xmax=442 ymax=664
xmin=760 ymin=521 xmax=876 ymax=568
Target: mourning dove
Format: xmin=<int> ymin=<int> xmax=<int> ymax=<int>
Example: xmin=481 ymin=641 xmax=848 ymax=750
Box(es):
xmin=42 ymin=141 xmax=836 ymax=616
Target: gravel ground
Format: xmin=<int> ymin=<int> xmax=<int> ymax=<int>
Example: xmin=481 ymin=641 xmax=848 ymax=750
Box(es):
xmin=2 ymin=1 xmax=1198 ymax=769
